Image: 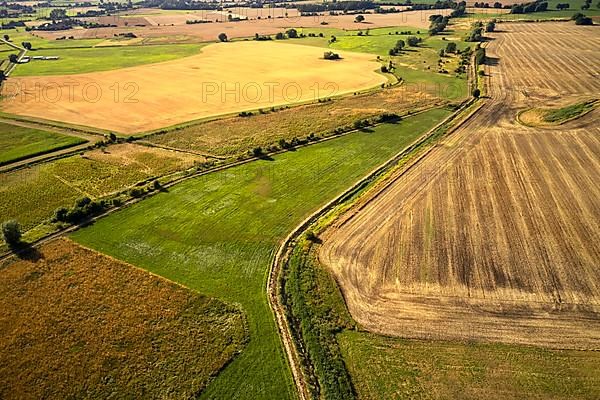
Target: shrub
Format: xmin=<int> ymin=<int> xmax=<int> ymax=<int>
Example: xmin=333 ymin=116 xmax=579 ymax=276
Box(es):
xmin=75 ymin=197 xmax=92 ymax=208
xmin=2 ymin=220 xmax=21 ymax=247
xmin=53 ymin=207 xmax=69 ymax=222
xmin=130 ymin=188 xmax=143 ymax=198
xmin=305 ymin=230 xmax=319 ymax=242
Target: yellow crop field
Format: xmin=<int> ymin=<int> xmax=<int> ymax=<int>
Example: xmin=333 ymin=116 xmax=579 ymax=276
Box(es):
xmin=2 ymin=41 xmax=386 ymax=134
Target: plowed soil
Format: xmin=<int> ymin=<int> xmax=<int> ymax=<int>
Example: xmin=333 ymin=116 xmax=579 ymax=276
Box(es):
xmin=320 ymin=23 xmax=600 ymax=349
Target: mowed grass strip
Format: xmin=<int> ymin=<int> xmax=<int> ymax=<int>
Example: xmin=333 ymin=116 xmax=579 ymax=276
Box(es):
xmin=0 ymin=238 xmax=246 ymax=400
xmin=71 ymin=108 xmax=451 ymax=400
xmin=339 ymin=331 xmax=600 ymax=400
xmin=12 ymin=43 xmax=204 ymax=76
xmin=0 ymin=122 xmax=86 ymax=165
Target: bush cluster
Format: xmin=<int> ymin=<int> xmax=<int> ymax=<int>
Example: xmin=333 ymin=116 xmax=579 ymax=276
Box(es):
xmin=53 ymin=197 xmax=107 ymax=224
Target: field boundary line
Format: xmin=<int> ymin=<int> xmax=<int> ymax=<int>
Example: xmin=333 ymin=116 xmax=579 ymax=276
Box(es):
xmin=267 ymin=98 xmax=482 ymax=400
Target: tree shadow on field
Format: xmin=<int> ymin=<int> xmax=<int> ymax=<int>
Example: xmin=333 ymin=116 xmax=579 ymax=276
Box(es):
xmin=258 ymin=154 xmax=275 ymax=161
xmin=485 ymin=56 xmax=500 ymax=67
xmin=14 ymin=243 xmax=43 ymax=262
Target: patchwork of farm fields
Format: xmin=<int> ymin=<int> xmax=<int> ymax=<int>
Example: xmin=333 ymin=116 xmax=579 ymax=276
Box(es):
xmin=0 ymin=238 xmax=246 ymax=399
xmin=320 ymin=23 xmax=600 ymax=349
xmin=69 ymin=108 xmax=451 ymax=399
xmin=0 ymin=143 xmax=202 ymax=230
xmin=3 ymin=41 xmax=386 ymax=133
xmin=0 ymin=121 xmax=85 ymax=165
xmin=34 ymin=9 xmax=450 ymax=41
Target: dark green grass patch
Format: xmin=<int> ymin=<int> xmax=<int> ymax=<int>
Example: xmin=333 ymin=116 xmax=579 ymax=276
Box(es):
xmin=71 ymin=108 xmax=451 ymax=400
xmin=0 ymin=122 xmax=85 ymax=165
xmin=543 ymin=99 xmax=597 ymax=123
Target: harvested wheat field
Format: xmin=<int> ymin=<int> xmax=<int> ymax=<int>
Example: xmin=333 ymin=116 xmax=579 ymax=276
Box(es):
xmin=35 ymin=10 xmax=447 ymax=41
xmin=0 ymin=238 xmax=246 ymax=399
xmin=320 ymin=23 xmax=600 ymax=349
xmin=2 ymin=41 xmax=386 ymax=133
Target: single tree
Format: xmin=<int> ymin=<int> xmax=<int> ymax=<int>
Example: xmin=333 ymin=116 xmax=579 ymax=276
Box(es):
xmin=9 ymin=54 xmax=18 ymax=63
xmin=445 ymin=42 xmax=457 ymax=53
xmin=355 ymin=14 xmax=365 ymax=23
xmin=218 ymin=33 xmax=228 ymax=42
xmin=22 ymin=41 xmax=32 ymax=50
xmin=2 ymin=220 xmax=21 ymax=247
xmin=49 ymin=8 xmax=67 ymax=21
xmin=3 ymin=34 xmax=9 ymax=41
xmin=473 ymin=88 xmax=481 ymax=98
xmin=286 ymin=28 xmax=298 ymax=38
xmin=407 ymin=36 xmax=420 ymax=47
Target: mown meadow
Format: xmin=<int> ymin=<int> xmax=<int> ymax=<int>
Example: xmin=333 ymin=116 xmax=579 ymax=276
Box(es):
xmin=71 ymin=108 xmax=451 ymax=399
xmin=0 ymin=122 xmax=85 ymax=165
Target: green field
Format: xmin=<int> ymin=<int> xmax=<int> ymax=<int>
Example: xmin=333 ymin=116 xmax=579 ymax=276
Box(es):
xmin=0 ymin=29 xmax=102 ymax=50
xmin=340 ymin=331 xmax=600 ymax=400
xmin=0 ymin=144 xmax=200 ymax=231
xmin=293 ymin=25 xmax=470 ymax=100
xmin=70 ymin=108 xmax=452 ymax=400
xmin=0 ymin=122 xmax=85 ymax=165
xmin=12 ymin=43 xmax=204 ymax=76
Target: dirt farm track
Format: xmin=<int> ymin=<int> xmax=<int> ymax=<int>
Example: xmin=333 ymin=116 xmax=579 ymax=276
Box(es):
xmin=320 ymin=23 xmax=600 ymax=349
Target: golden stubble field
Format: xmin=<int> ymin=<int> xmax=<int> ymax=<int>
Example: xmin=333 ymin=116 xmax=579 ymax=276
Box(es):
xmin=2 ymin=41 xmax=386 ymax=133
xmin=320 ymin=23 xmax=600 ymax=349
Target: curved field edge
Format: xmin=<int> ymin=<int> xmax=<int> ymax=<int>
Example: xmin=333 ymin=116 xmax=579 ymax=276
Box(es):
xmin=517 ymin=98 xmax=599 ymax=127
xmin=69 ymin=108 xmax=450 ymax=399
xmin=0 ymin=238 xmax=247 ymax=399
xmin=281 ymin=238 xmax=600 ymax=400
xmin=277 ymin=101 xmax=481 ymax=399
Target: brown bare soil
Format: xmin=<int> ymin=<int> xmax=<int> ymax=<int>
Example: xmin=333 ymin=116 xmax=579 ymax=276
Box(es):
xmin=0 ymin=238 xmax=247 ymax=399
xmin=2 ymin=41 xmax=386 ymax=133
xmin=35 ymin=10 xmax=447 ymax=41
xmin=147 ymin=85 xmax=441 ymax=156
xmin=319 ymin=23 xmax=600 ymax=349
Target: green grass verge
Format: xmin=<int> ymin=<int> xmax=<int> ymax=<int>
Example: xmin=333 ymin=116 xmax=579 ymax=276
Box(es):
xmin=12 ymin=43 xmax=204 ymax=76
xmin=543 ymin=99 xmax=597 ymax=123
xmin=69 ymin=108 xmax=451 ymax=400
xmin=340 ymin=331 xmax=600 ymax=400
xmin=0 ymin=122 xmax=86 ymax=165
